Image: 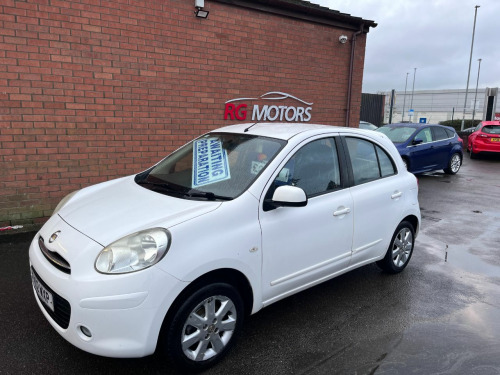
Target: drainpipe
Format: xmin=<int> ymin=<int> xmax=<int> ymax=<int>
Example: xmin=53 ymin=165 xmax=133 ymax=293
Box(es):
xmin=345 ymin=23 xmax=364 ymax=127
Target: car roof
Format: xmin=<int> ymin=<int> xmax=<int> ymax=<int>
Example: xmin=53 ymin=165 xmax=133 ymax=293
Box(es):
xmin=385 ymin=122 xmax=432 ymax=128
xmin=481 ymin=121 xmax=500 ymax=126
xmin=383 ymin=122 xmax=455 ymax=131
xmin=215 ymin=122 xmax=384 ymax=141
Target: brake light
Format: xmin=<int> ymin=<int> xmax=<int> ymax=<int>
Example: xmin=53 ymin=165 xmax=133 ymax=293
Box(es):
xmin=480 ymin=134 xmax=489 ymax=138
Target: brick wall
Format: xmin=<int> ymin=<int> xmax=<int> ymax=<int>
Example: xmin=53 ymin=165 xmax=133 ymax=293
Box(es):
xmin=0 ymin=0 xmax=366 ymax=225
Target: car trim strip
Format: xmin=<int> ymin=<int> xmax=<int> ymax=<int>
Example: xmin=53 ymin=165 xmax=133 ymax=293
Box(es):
xmin=352 ymin=239 xmax=382 ymax=254
xmin=270 ymin=252 xmax=351 ymax=286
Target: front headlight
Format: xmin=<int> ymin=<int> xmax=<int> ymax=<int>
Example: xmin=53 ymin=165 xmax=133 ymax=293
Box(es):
xmin=95 ymin=228 xmax=171 ymax=274
xmin=52 ymin=190 xmax=79 ymax=217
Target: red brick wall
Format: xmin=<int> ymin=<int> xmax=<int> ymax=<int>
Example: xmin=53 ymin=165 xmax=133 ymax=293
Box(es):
xmin=0 ymin=0 xmax=366 ymax=225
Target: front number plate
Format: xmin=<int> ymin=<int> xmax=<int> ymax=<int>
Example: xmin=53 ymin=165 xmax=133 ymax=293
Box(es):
xmin=31 ymin=270 xmax=54 ymax=312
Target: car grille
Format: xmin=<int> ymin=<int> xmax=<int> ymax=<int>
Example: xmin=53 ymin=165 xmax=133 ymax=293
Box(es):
xmin=39 ymin=236 xmax=71 ymax=274
xmin=31 ymin=267 xmax=71 ymax=329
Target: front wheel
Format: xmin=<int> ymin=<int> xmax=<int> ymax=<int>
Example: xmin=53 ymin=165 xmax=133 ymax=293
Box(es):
xmin=164 ymin=283 xmax=244 ymax=372
xmin=444 ymin=153 xmax=461 ymax=174
xmin=377 ymin=221 xmax=415 ymax=274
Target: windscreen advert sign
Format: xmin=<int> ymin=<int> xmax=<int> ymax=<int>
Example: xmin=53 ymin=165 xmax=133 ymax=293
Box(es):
xmin=192 ymin=138 xmax=230 ymax=188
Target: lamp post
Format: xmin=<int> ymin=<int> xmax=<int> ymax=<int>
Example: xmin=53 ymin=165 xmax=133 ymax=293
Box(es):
xmin=409 ymin=68 xmax=417 ymax=123
xmin=472 ymin=58 xmax=482 ymax=123
xmin=461 ymin=5 xmax=480 ymax=130
xmin=402 ymin=72 xmax=409 ymax=122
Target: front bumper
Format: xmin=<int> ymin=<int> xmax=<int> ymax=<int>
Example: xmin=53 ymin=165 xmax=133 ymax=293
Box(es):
xmin=28 ymin=217 xmax=188 ymax=358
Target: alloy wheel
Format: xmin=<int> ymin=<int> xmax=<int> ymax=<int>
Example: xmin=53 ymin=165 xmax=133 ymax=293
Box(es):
xmin=181 ymin=295 xmax=237 ymax=361
xmin=450 ymin=154 xmax=461 ymax=173
xmin=391 ymin=227 xmax=413 ymax=268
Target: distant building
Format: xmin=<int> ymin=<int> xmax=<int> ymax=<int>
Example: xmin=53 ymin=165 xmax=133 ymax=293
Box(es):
xmin=381 ymin=88 xmax=500 ymax=124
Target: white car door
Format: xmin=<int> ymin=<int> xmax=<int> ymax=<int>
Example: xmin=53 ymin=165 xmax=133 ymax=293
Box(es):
xmin=259 ymin=137 xmax=353 ymax=305
xmin=343 ymin=136 xmax=404 ymax=266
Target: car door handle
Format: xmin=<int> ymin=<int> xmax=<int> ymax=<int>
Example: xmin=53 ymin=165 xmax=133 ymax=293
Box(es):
xmin=333 ymin=207 xmax=351 ymax=216
xmin=391 ymin=191 xmax=402 ymax=199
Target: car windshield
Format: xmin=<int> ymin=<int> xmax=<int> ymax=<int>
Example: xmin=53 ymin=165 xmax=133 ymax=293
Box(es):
xmin=135 ymin=133 xmax=286 ymax=200
xmin=482 ymin=125 xmax=500 ymax=135
xmin=360 ymin=122 xmax=377 ymax=130
xmin=376 ymin=126 xmax=416 ymax=143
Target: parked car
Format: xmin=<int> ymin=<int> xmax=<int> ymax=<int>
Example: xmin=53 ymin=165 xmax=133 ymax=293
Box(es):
xmin=359 ymin=121 xmax=378 ymax=130
xmin=376 ymin=123 xmax=463 ymax=174
xmin=30 ymin=123 xmax=420 ymax=371
xmin=467 ymin=121 xmax=500 ymax=159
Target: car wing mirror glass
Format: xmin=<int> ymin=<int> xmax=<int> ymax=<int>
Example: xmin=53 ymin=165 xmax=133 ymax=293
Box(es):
xmin=266 ymin=185 xmax=307 ymax=208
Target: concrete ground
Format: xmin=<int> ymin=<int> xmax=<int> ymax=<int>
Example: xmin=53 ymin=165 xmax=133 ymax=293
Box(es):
xmin=1 ymin=153 xmax=499 ymax=374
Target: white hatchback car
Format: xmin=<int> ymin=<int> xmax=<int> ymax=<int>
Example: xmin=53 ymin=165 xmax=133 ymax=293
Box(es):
xmin=29 ymin=123 xmax=420 ymax=371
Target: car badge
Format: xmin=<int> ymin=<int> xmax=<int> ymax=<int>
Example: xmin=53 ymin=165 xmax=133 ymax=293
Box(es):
xmin=48 ymin=231 xmax=61 ymax=243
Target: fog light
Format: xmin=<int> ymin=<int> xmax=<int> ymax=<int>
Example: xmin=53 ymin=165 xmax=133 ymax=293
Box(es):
xmin=80 ymin=325 xmax=92 ymax=338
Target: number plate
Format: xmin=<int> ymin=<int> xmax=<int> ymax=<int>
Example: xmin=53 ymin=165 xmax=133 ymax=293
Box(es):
xmin=31 ymin=270 xmax=54 ymax=312
xmin=491 ymin=138 xmax=500 ymax=142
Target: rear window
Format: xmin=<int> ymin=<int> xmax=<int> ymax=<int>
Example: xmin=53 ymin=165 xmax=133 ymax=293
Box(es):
xmin=482 ymin=125 xmax=500 ymax=135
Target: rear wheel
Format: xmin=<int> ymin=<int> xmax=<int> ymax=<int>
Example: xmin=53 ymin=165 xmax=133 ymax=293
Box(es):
xmin=164 ymin=283 xmax=244 ymax=372
xmin=377 ymin=221 xmax=415 ymax=274
xmin=444 ymin=153 xmax=461 ymax=174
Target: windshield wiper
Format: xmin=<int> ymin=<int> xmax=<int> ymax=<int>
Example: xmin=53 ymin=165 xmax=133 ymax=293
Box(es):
xmin=185 ymin=190 xmax=233 ymax=201
xmin=136 ymin=180 xmax=184 ymax=195
xmin=137 ymin=180 xmax=232 ymax=201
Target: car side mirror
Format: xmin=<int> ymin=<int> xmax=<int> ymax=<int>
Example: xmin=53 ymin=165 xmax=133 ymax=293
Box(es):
xmin=267 ymin=185 xmax=307 ymax=208
xmin=412 ymin=138 xmax=423 ymax=145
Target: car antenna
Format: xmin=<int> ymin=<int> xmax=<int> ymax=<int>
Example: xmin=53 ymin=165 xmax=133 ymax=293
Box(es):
xmin=244 ymin=122 xmax=259 ymax=133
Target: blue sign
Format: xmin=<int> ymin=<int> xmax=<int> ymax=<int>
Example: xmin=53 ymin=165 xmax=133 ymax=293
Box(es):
xmin=192 ymin=138 xmax=231 ymax=187
xmin=409 ymin=109 xmax=414 ymax=115
xmin=419 ymin=118 xmax=427 ymax=124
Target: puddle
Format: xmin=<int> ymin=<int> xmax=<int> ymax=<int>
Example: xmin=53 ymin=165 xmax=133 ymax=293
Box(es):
xmin=417 ymin=234 xmax=500 ymax=279
xmin=446 ymin=244 xmax=500 ymax=278
xmin=421 ymin=215 xmax=441 ymax=222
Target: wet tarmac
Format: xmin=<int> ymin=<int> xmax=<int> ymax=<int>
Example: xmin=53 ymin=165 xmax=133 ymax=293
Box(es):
xmin=1 ymin=153 xmax=499 ymax=374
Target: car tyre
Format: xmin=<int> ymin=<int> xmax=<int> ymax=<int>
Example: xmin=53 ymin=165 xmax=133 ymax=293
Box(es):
xmin=164 ymin=283 xmax=244 ymax=372
xmin=376 ymin=221 xmax=415 ymax=274
xmin=444 ymin=153 xmax=461 ymax=174
xmin=469 ymin=144 xmax=476 ymax=159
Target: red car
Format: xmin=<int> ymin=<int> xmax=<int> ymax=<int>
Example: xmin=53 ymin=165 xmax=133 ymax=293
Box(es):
xmin=468 ymin=121 xmax=500 ymax=159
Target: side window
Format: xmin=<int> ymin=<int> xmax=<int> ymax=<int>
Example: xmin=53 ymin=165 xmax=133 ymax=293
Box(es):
xmin=414 ymin=128 xmax=432 ymax=143
xmin=444 ymin=128 xmax=455 ymax=138
xmin=475 ymin=123 xmax=482 ymax=132
xmin=346 ymin=137 xmax=396 ymax=185
xmin=346 ymin=138 xmax=378 ymax=185
xmin=376 ymin=145 xmax=396 ymax=177
xmin=268 ymin=138 xmax=340 ymax=198
xmin=433 ymin=127 xmax=449 ymax=141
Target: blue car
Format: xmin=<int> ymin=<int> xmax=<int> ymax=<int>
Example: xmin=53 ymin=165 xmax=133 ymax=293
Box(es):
xmin=376 ymin=123 xmax=463 ymax=174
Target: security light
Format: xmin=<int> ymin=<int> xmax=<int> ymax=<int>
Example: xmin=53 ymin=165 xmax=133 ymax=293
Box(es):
xmin=195 ymin=0 xmax=209 ymax=18
xmin=195 ymin=8 xmax=209 ymax=18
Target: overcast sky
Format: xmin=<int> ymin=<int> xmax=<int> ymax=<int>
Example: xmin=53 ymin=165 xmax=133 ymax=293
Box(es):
xmin=312 ymin=0 xmax=500 ymax=94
